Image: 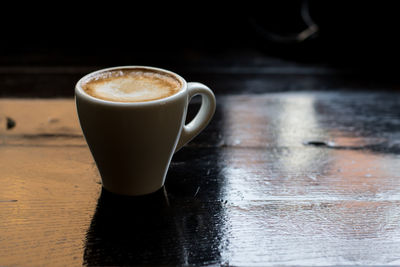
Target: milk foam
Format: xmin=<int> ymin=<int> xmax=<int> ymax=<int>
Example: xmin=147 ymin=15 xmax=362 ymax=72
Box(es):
xmin=82 ymin=69 xmax=182 ymax=102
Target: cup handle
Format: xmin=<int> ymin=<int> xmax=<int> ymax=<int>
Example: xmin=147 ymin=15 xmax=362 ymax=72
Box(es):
xmin=175 ymin=82 xmax=216 ymax=152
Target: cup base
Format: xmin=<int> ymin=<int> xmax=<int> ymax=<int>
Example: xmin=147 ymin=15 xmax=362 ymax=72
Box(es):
xmin=101 ymin=184 xmax=165 ymax=197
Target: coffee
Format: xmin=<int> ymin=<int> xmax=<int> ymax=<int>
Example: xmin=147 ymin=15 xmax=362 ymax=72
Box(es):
xmin=81 ymin=68 xmax=182 ymax=102
xmin=76 ymin=65 xmax=216 ymax=195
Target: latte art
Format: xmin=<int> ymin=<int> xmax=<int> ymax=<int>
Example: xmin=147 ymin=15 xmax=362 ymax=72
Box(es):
xmin=81 ymin=69 xmax=182 ymax=102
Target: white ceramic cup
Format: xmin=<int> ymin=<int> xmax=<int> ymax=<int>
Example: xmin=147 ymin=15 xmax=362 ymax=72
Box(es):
xmin=75 ymin=66 xmax=216 ymax=196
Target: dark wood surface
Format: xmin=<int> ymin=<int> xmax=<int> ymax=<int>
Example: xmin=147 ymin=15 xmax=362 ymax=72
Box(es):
xmin=1 ymin=88 xmax=400 ymax=265
xmin=1 ymin=45 xmax=400 ymax=266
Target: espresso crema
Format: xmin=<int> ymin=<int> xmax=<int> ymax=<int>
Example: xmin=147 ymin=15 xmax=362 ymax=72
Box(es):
xmin=81 ymin=68 xmax=182 ymax=102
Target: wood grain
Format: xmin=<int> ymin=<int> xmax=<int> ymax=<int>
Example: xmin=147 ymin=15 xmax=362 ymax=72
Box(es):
xmin=0 ymin=99 xmax=96 ymax=266
xmin=1 ymin=93 xmax=400 ymax=266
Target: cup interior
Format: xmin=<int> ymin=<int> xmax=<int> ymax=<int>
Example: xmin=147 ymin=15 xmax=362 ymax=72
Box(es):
xmin=76 ymin=66 xmax=187 ymax=104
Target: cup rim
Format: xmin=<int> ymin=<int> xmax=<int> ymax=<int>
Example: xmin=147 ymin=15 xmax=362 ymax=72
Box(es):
xmin=75 ymin=66 xmax=187 ymax=106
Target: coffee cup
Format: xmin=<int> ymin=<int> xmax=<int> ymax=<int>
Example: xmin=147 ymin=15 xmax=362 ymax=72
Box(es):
xmin=75 ymin=66 xmax=216 ymax=195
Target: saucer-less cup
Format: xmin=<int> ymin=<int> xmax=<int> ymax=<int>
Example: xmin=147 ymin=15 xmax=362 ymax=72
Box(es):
xmin=75 ymin=66 xmax=216 ymax=196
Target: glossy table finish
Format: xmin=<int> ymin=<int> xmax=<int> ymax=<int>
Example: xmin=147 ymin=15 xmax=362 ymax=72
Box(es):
xmin=1 ymin=91 xmax=400 ymax=266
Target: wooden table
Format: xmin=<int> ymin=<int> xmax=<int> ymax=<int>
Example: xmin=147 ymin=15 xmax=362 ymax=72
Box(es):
xmin=1 ymin=65 xmax=400 ymax=266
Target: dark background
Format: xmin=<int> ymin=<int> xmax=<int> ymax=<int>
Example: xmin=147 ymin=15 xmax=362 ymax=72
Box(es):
xmin=1 ymin=1 xmax=399 ymax=97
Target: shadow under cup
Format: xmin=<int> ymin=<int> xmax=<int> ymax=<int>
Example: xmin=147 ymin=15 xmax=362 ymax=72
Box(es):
xmin=75 ymin=66 xmax=216 ymax=196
